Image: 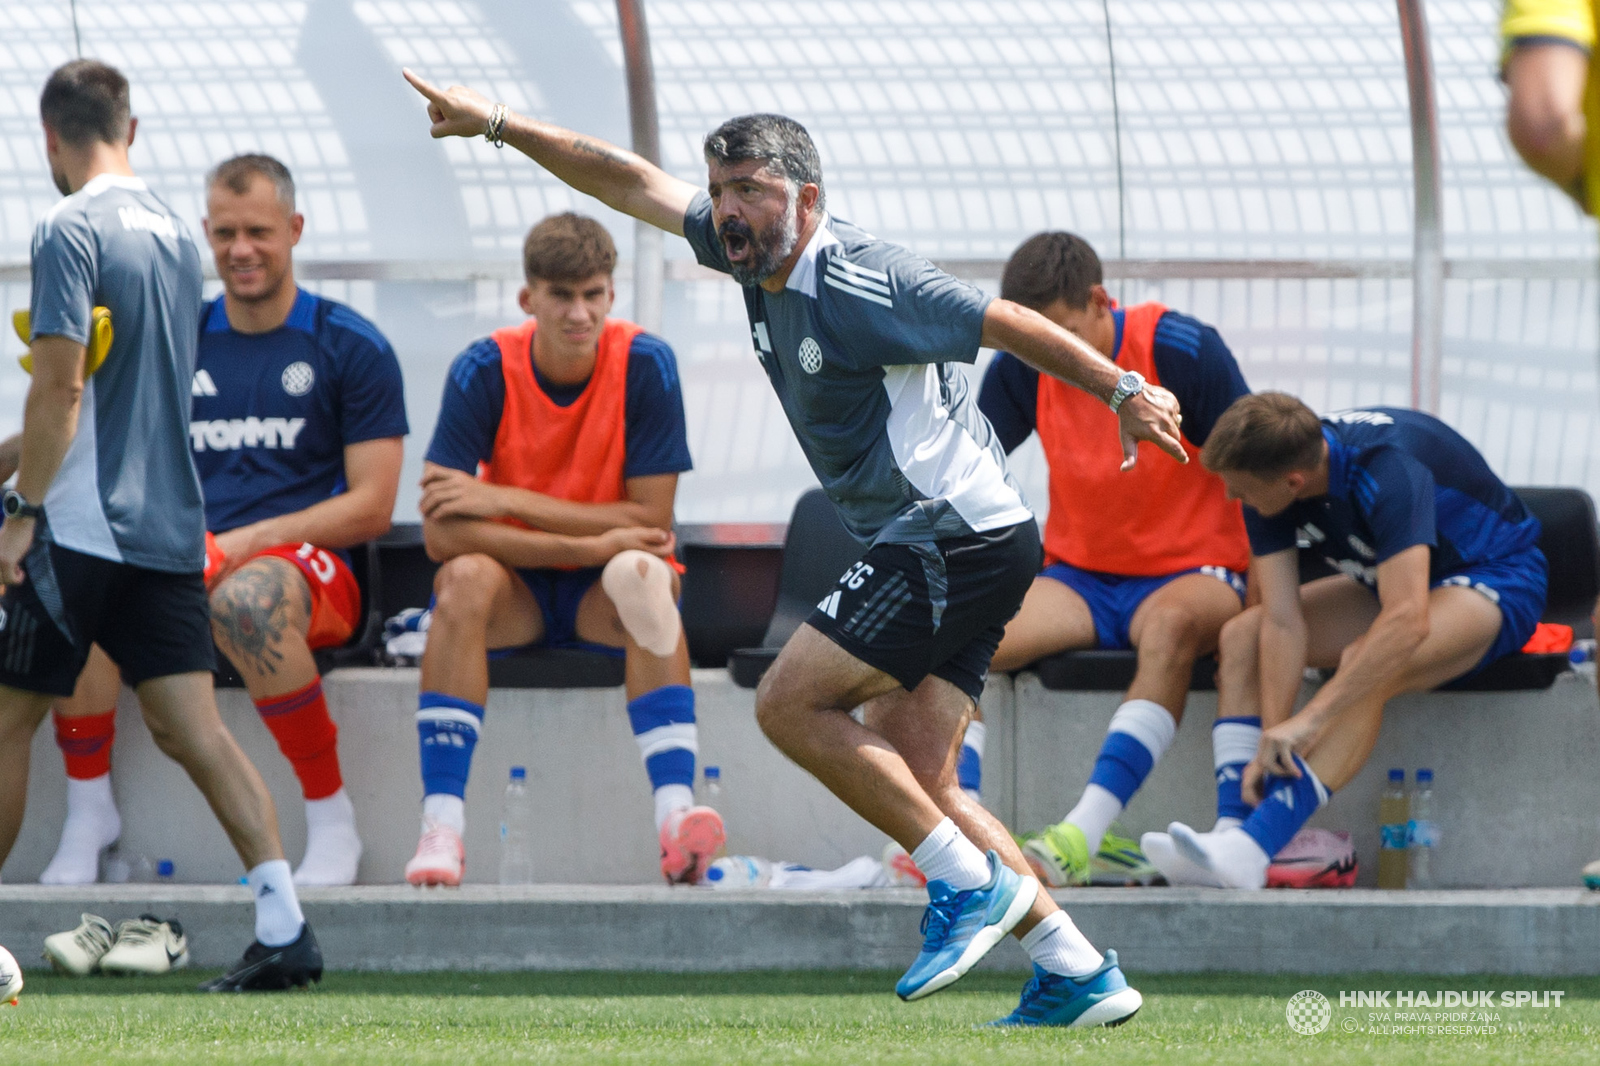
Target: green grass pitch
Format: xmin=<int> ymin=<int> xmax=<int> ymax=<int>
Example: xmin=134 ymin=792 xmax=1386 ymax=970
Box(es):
xmin=2 ymin=970 xmax=1597 ymax=1064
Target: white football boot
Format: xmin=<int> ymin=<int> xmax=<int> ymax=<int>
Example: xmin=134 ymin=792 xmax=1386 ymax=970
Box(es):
xmin=405 ymin=818 xmax=465 ymax=887
xmin=42 ymin=913 xmax=116 ymax=976
xmin=98 ymin=915 xmax=189 ymax=975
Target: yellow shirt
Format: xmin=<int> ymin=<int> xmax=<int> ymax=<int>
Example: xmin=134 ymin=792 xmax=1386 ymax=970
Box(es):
xmin=1503 ymin=0 xmax=1600 ymax=212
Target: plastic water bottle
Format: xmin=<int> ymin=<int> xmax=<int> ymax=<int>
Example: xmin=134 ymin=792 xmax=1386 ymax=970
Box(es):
xmin=1407 ymin=768 xmax=1438 ymax=889
xmin=1571 ymin=639 xmax=1596 ymax=681
xmin=157 ymin=860 xmax=175 ymax=884
xmin=701 ymin=765 xmax=722 ymax=805
xmin=703 ymin=855 xmax=772 ymax=889
xmin=497 ymin=766 xmax=535 ymax=885
xmin=1377 ymin=768 xmax=1408 ymax=889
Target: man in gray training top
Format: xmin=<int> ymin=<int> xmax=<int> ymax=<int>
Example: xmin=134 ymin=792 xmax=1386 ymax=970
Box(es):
xmin=405 ymin=69 xmax=1184 ymax=1028
xmin=0 ymin=59 xmax=321 ymax=991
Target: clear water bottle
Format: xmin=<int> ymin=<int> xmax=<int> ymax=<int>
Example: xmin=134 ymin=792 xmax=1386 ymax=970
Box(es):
xmin=703 ymin=855 xmax=772 ymax=889
xmin=701 ymin=765 xmax=722 ymax=805
xmin=157 ymin=860 xmax=175 ymax=884
xmin=498 ymin=766 xmax=535 ymax=885
xmin=1407 ymin=768 xmax=1438 ymax=889
xmin=1571 ymin=639 xmax=1596 ymax=681
xmin=1377 ymin=769 xmax=1408 ymax=889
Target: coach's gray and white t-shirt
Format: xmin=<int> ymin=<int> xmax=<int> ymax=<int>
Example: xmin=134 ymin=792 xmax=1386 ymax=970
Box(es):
xmin=29 ymin=173 xmax=205 ymax=572
xmin=684 ymin=192 xmax=1031 ymax=545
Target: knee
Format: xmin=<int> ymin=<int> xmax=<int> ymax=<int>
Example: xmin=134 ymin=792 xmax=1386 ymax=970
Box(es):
xmin=431 ymin=554 xmax=502 ymax=623
xmin=754 ymin=665 xmax=807 ymax=750
xmin=1137 ymin=606 xmax=1206 ymax=662
xmin=209 ymin=562 xmax=307 ymax=649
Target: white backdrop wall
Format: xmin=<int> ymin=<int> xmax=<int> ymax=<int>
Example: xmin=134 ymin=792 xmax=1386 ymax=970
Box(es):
xmin=0 ymin=1 xmax=1593 ymax=524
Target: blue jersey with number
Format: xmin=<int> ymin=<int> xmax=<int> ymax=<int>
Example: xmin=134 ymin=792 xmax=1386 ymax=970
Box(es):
xmin=1244 ymin=408 xmax=1541 ymax=584
xmin=190 ymin=289 xmax=409 ymax=534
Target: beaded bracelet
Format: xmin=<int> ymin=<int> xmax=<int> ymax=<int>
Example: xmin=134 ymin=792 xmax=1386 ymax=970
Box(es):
xmin=484 ymin=103 xmax=508 ymax=147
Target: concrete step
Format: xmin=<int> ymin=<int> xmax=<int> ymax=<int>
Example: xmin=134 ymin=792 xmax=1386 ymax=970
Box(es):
xmin=4 ymin=885 xmax=1598 ymax=976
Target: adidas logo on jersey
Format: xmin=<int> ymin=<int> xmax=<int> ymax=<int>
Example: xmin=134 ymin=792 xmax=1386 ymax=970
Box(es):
xmin=192 ymin=370 xmax=218 ymax=397
xmin=191 ymin=417 xmax=307 ymax=452
xmin=117 ymin=204 xmax=179 ymax=239
xmin=816 ymin=590 xmax=841 ymax=618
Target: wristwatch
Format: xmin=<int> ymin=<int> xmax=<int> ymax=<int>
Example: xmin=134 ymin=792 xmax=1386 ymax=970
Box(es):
xmin=1109 ymin=370 xmax=1145 ymax=413
xmin=2 ymin=489 xmax=41 ymax=520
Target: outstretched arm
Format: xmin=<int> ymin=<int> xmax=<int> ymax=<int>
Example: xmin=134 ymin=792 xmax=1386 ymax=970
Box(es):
xmin=981 ymin=298 xmax=1186 ymax=469
xmin=403 ymin=69 xmax=699 ymax=234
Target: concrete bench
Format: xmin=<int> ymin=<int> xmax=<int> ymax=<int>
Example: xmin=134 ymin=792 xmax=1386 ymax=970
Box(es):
xmin=5 ymin=669 xmax=1596 ymax=889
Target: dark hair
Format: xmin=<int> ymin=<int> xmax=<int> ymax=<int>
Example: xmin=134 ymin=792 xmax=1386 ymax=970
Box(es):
xmin=1000 ymin=231 xmax=1102 ymax=311
xmin=522 ymin=212 xmax=617 ymax=283
xmin=206 ymin=153 xmax=296 ymax=212
xmin=1201 ymin=392 xmax=1326 ymax=476
xmin=703 ymin=113 xmax=826 ymax=210
xmin=39 ymin=59 xmax=130 ymax=148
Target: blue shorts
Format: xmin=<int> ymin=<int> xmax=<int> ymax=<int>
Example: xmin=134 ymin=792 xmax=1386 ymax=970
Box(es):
xmin=1435 ymin=547 xmax=1548 ymax=678
xmin=501 ymin=566 xmax=624 ymax=659
xmin=1039 ymin=562 xmax=1248 ymax=651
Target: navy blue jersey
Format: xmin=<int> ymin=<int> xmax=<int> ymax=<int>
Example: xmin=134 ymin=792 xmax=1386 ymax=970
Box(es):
xmin=191 ymin=289 xmax=409 ymax=534
xmin=979 ymin=308 xmax=1250 ymax=454
xmin=424 ymin=330 xmax=692 ymax=478
xmin=1245 ymin=408 xmax=1542 ymax=585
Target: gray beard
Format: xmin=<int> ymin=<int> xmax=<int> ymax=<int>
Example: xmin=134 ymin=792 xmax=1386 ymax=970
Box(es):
xmin=728 ymin=207 xmax=800 ymax=286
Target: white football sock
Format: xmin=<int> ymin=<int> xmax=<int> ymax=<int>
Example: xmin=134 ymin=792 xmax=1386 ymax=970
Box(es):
xmin=909 ymin=817 xmax=991 ymax=890
xmin=1170 ymin=823 xmax=1270 ymax=890
xmin=1020 ymin=910 xmax=1104 ymax=976
xmin=1064 ymin=784 xmax=1124 ymax=857
xmin=1211 ymin=816 xmax=1244 ymax=832
xmin=293 ymin=788 xmax=362 ymax=887
xmin=653 ymin=783 xmax=694 ymax=831
xmin=422 ymin=793 xmax=466 ymax=836
xmin=40 ymin=774 xmax=121 ymax=885
xmin=247 ymin=859 xmax=306 ymax=947
xmin=602 ymin=550 xmax=682 ymax=657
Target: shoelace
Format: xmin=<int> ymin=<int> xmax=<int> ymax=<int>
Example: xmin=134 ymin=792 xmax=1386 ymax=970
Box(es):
xmin=75 ymin=920 xmax=114 ymax=955
xmin=917 ymin=892 xmax=969 ymax=951
xmin=419 ymin=826 xmax=459 ymax=856
xmin=113 ymin=920 xmax=160 ymax=947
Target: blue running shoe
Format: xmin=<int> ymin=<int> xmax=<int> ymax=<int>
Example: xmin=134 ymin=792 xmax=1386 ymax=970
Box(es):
xmin=895 ymin=850 xmax=1038 ymax=1002
xmin=989 ymin=949 xmax=1143 ymax=1028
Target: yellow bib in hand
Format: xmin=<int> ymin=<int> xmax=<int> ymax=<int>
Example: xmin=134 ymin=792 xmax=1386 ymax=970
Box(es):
xmin=12 ymin=306 xmax=113 ymax=375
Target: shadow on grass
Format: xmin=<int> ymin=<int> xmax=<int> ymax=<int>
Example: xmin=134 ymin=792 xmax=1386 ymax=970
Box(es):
xmin=23 ymin=970 xmax=1600 ymax=1000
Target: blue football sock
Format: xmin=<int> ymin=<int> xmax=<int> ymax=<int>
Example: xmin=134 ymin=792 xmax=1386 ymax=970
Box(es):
xmin=416 ymin=692 xmax=484 ymax=800
xmin=1211 ymin=716 xmax=1262 ymax=824
xmin=957 ymin=720 xmax=985 ymax=800
xmin=628 ymin=684 xmax=697 ymax=794
xmin=1240 ymin=754 xmax=1330 ymax=859
xmin=1085 ymin=699 xmax=1176 ymax=805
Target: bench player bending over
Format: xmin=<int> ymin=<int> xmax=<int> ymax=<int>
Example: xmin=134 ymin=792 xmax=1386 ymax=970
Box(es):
xmin=404 ymin=213 xmax=722 ymax=887
xmin=1143 ymin=394 xmax=1547 ymax=888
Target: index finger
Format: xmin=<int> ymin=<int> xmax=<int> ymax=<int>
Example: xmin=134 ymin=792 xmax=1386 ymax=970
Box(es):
xmin=402 ymin=68 xmax=444 ymax=102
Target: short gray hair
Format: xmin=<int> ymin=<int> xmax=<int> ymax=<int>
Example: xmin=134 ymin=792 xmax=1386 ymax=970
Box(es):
xmin=206 ymin=153 xmax=295 ymax=213
xmin=703 ymin=113 xmax=825 ymax=210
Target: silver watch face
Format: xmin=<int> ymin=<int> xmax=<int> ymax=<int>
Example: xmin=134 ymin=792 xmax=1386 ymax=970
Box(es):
xmin=1118 ymin=371 xmax=1143 ymax=393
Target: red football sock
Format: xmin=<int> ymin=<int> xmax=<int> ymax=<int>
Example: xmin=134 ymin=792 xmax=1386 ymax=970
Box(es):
xmin=255 ymin=678 xmax=343 ymax=801
xmin=54 ymin=708 xmax=116 ymax=779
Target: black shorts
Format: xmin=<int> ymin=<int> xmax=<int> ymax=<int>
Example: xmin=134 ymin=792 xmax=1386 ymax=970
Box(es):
xmin=807 ymin=520 xmax=1042 ymax=701
xmin=0 ymin=538 xmax=214 ymax=697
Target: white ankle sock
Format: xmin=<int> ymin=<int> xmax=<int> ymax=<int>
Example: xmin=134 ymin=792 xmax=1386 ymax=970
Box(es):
xmin=40 ymin=774 xmax=121 ymax=885
xmin=653 ymin=784 xmax=694 ymax=831
xmin=247 ymin=859 xmax=306 ymax=947
xmin=1176 ymin=824 xmax=1270 ymax=889
xmin=1064 ymin=784 xmax=1124 ymax=857
xmin=294 ymin=789 xmax=362 ymax=887
xmin=422 ymin=793 xmax=466 ymax=835
xmin=909 ymin=817 xmax=991 ymax=890
xmin=1020 ymin=911 xmax=1104 ymax=976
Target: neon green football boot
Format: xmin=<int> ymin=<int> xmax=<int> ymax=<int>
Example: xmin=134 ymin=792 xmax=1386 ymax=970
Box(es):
xmin=1021 ymin=821 xmax=1091 ymax=887
xmin=1089 ymin=828 xmax=1164 ymax=886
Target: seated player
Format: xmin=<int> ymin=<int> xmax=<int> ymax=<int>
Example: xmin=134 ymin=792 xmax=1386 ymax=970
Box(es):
xmin=404 ymin=212 xmax=722 ymax=887
xmin=975 ymin=232 xmax=1252 ymax=886
xmin=1143 ymin=394 xmax=1547 ymax=888
xmin=36 ymin=153 xmax=407 ymax=887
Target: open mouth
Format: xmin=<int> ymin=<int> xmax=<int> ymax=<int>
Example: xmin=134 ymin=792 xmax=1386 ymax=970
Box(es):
xmin=721 ymin=231 xmax=750 ymax=262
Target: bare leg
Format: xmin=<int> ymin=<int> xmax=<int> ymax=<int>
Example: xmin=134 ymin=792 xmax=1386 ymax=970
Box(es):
xmin=0 ymin=685 xmax=56 ymax=866
xmin=1124 ymin=574 xmax=1244 ymax=720
xmin=51 ymin=645 xmax=122 ymax=719
xmin=989 ymin=576 xmax=1096 ymax=672
xmin=40 ymin=648 xmax=125 ymax=884
xmin=419 ymin=554 xmax=542 ymax=702
xmin=572 ymin=571 xmax=691 ymax=699
xmin=210 ymin=557 xmax=319 ymax=699
xmin=135 ymin=671 xmax=284 ymax=869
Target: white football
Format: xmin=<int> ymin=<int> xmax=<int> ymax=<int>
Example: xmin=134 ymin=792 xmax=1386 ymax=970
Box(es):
xmin=0 ymin=945 xmax=21 ymax=1004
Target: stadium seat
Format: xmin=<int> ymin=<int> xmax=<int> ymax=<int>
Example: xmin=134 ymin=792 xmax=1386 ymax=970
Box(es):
xmin=728 ymin=489 xmax=862 ymax=688
xmin=678 ymin=524 xmax=785 ymax=668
